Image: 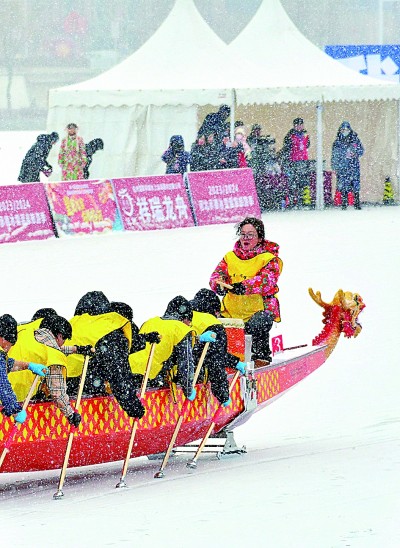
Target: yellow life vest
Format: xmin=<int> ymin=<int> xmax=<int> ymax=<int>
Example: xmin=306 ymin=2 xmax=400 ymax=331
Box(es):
xmin=129 ymin=317 xmax=194 ymax=379
xmin=221 ymin=251 xmax=282 ymax=322
xmin=8 ymin=322 xmax=67 ymax=401
xmin=66 ymin=312 xmax=132 ymax=377
xmin=191 ymin=311 xmax=220 ymax=336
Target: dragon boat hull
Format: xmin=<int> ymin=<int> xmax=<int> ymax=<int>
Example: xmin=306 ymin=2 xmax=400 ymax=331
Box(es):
xmin=0 ymin=287 xmax=365 ymax=475
xmin=0 ymin=344 xmax=328 ymax=474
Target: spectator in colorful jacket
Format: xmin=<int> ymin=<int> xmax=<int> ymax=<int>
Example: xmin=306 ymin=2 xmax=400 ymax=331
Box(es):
xmin=18 ymin=132 xmax=59 ymax=183
xmin=279 ymin=117 xmax=310 ymax=208
xmin=331 ymin=121 xmax=364 ymax=210
xmin=209 ymin=217 xmax=283 ymax=366
xmin=0 ymin=314 xmax=47 ymax=424
xmin=161 ymin=135 xmax=190 ymax=174
xmin=58 ymin=123 xmax=87 ymax=181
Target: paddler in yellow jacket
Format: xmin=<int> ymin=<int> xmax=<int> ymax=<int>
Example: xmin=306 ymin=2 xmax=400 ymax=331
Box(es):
xmin=209 ymin=217 xmax=283 ymax=366
xmin=8 ymin=313 xmax=82 ymax=427
xmin=0 ymin=313 xmax=47 ymax=424
xmin=190 ymin=288 xmax=247 ymax=407
xmin=66 ymin=291 xmax=147 ymax=419
xmin=129 ymin=296 xmax=201 ymax=401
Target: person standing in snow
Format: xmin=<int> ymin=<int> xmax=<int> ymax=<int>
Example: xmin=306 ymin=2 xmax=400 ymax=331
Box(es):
xmin=190 ymin=288 xmax=246 ymax=407
xmin=161 ymin=135 xmax=190 ymax=174
xmin=58 ymin=123 xmax=87 ymax=180
xmin=331 ymin=121 xmax=364 ymax=210
xmin=83 ymin=138 xmax=104 ymax=179
xmin=279 ymin=117 xmax=310 ymax=208
xmin=209 ymin=217 xmax=282 ymax=366
xmin=0 ymin=314 xmax=48 ymax=424
xmin=197 ymin=104 xmax=231 ymax=144
xmin=18 ymin=132 xmax=59 ymax=183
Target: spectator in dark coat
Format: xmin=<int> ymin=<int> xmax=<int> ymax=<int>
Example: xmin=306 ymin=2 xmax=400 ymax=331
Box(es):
xmin=161 ymin=135 xmax=190 ymax=174
xmin=83 ymin=138 xmax=104 ymax=179
xmin=190 ymin=134 xmax=208 ymax=172
xmin=18 ymin=132 xmax=59 ymax=183
xmin=197 ymin=104 xmax=231 ymax=144
xmin=331 ymin=121 xmax=364 ymax=210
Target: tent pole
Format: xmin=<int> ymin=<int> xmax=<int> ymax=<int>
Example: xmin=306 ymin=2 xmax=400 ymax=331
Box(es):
xmin=230 ymin=89 xmax=236 ymax=140
xmin=315 ymin=101 xmax=324 ymax=210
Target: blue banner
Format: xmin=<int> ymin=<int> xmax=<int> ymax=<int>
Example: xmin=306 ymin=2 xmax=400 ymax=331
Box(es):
xmin=325 ymin=45 xmax=400 ymax=82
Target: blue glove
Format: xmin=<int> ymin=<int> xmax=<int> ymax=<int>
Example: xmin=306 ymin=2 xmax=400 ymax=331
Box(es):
xmin=222 ymin=397 xmax=232 ymax=408
xmin=236 ymin=361 xmax=247 ymax=375
xmin=28 ymin=362 xmax=48 ymax=377
xmin=199 ymin=331 xmax=216 ymax=343
xmin=187 ymin=388 xmax=197 ymax=401
xmin=14 ymin=409 xmax=27 ymax=424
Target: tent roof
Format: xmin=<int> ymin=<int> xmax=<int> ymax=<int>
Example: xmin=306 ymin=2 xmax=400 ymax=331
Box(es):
xmin=49 ymin=0 xmax=245 ymax=108
xmin=231 ymin=0 xmax=400 ymax=103
xmin=49 ymin=0 xmax=400 ymax=110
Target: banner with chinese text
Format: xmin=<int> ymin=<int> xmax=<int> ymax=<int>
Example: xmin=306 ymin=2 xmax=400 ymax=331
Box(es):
xmin=0 ymin=184 xmax=55 ymax=244
xmin=45 ymin=179 xmax=122 ymax=236
xmin=186 ymin=168 xmax=260 ymax=225
xmin=112 ymin=175 xmax=194 ymax=231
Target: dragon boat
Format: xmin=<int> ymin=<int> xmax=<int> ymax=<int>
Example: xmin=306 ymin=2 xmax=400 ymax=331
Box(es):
xmin=0 ymin=288 xmax=365 ymax=474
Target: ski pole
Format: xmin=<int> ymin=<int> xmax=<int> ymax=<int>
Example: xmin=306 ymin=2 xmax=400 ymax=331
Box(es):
xmin=154 ymin=341 xmax=211 ymax=479
xmin=186 ymin=369 xmax=241 ymax=470
xmin=0 ymin=375 xmax=40 ymax=471
xmin=116 ymin=343 xmax=157 ymax=488
xmin=53 ymin=354 xmax=90 ymax=500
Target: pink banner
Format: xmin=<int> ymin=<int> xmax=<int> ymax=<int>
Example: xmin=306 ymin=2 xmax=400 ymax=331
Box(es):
xmin=45 ymin=179 xmax=121 ymax=236
xmin=112 ymin=175 xmax=195 ymax=231
xmin=0 ymin=184 xmax=55 ymax=244
xmin=186 ymin=168 xmax=261 ymax=225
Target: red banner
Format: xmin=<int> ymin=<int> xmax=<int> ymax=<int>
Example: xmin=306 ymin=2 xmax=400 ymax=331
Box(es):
xmin=186 ymin=168 xmax=261 ymax=225
xmin=112 ymin=175 xmax=195 ymax=231
xmin=0 ymin=184 xmax=55 ymax=244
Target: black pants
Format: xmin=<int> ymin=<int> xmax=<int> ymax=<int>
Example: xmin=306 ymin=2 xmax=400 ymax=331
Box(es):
xmin=245 ymin=311 xmax=274 ymax=361
xmin=83 ymin=331 xmax=145 ymax=418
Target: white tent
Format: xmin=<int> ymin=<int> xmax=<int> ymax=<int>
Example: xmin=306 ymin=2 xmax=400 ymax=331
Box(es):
xmin=228 ymin=0 xmax=400 ymax=204
xmin=47 ymin=0 xmax=400 ymax=202
xmin=47 ymin=0 xmax=253 ymax=179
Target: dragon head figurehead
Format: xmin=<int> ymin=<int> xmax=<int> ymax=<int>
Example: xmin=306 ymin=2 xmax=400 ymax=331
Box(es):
xmin=309 ymin=288 xmax=365 ymax=355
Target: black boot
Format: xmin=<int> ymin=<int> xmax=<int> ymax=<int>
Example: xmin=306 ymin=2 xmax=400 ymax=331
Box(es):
xmin=354 ymin=192 xmax=361 ymax=210
xmin=341 ymin=191 xmax=348 ymax=210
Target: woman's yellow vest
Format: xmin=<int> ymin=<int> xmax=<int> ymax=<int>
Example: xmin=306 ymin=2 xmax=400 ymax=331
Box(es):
xmin=66 ymin=312 xmax=132 ymax=377
xmin=129 ymin=317 xmax=193 ymax=379
xmin=221 ymin=251 xmax=282 ymax=322
xmin=8 ymin=320 xmax=67 ymax=401
xmin=191 ymin=311 xmax=220 ymax=336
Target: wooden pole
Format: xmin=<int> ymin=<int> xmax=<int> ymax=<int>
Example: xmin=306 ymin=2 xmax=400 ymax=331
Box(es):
xmin=154 ymin=341 xmax=210 ymax=478
xmin=53 ymin=355 xmax=90 ymax=500
xmin=0 ymin=375 xmax=40 ymax=471
xmin=186 ymin=369 xmax=241 ymax=470
xmin=116 ymin=343 xmax=156 ymax=488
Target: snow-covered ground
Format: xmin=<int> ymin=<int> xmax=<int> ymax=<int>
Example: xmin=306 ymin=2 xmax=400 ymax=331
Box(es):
xmin=0 ymin=204 xmax=399 ymax=547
